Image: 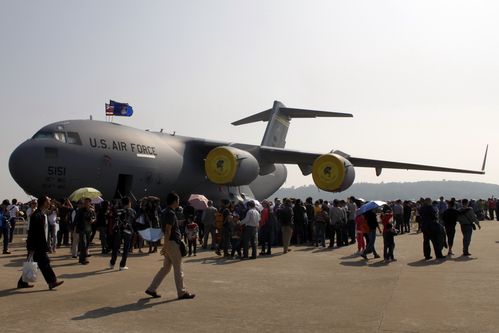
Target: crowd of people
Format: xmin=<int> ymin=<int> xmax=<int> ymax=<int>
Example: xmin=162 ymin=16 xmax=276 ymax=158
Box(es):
xmin=1 ymin=193 xmax=495 ymax=296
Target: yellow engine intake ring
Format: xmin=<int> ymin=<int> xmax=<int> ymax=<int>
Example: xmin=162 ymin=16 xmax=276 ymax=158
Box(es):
xmin=312 ymin=154 xmax=346 ymax=192
xmin=205 ymin=147 xmax=238 ymax=184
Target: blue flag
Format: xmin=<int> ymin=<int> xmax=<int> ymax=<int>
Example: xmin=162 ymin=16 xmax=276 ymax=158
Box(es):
xmin=105 ymin=100 xmax=133 ymax=117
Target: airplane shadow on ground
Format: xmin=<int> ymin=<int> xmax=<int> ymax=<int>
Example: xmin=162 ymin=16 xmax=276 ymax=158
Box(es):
xmin=72 ymin=298 xmax=178 ymax=320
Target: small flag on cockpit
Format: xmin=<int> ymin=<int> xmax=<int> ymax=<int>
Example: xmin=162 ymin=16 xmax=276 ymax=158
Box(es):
xmin=105 ymin=100 xmax=133 ymax=117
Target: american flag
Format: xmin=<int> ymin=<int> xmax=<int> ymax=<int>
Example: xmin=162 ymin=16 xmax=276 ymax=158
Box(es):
xmin=105 ymin=103 xmax=114 ymax=116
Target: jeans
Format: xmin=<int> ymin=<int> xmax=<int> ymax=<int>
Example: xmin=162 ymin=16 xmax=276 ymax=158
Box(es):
xmin=203 ymin=225 xmax=217 ymax=249
xmin=230 ymin=238 xmax=241 ymax=257
xmin=348 ymin=220 xmax=356 ymax=243
xmin=99 ymin=226 xmax=108 ymax=253
xmin=242 ymin=226 xmax=257 ymax=258
xmin=460 ymin=224 xmax=473 ymax=254
xmin=445 ymin=225 xmax=456 ymax=249
xmin=1 ymin=226 xmax=9 ymax=252
xmin=78 ymin=231 xmax=91 ymax=263
xmin=188 ymin=239 xmax=197 ymax=255
xmin=110 ymin=231 xmax=132 ymax=267
xmin=259 ymin=224 xmax=273 ymax=254
xmin=315 ymin=223 xmax=326 ymax=247
xmin=57 ymin=222 xmax=70 ymax=246
xmin=9 ymin=218 xmax=16 ymax=243
xmin=363 ymin=230 xmax=379 ymax=256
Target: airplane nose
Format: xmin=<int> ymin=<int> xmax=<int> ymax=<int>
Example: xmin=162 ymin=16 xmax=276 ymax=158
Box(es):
xmin=9 ymin=141 xmax=40 ymax=195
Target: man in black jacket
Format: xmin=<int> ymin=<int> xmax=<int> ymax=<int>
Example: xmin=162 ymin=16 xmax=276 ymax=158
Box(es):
xmin=17 ymin=196 xmax=64 ymax=289
xmin=419 ymin=198 xmax=445 ymax=260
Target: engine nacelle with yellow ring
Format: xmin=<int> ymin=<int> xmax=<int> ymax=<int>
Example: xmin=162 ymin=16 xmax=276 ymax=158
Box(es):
xmin=205 ymin=146 xmax=260 ymax=185
xmin=312 ymin=153 xmax=355 ymax=192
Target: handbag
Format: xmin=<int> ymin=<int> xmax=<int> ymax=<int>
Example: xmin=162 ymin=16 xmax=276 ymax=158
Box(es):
xmin=22 ymin=254 xmax=38 ymax=283
xmin=178 ymin=240 xmax=187 ymax=257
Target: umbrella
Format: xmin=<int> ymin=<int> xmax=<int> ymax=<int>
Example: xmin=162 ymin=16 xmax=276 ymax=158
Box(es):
xmin=188 ymin=194 xmax=209 ymax=210
xmin=357 ymin=200 xmax=387 ymax=215
xmin=91 ymin=196 xmax=104 ymax=204
xmin=69 ymin=187 xmax=102 ymax=202
xmin=138 ymin=228 xmax=164 ymax=242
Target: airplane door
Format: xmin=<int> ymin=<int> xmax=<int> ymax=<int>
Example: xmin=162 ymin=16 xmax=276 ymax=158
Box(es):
xmin=114 ymin=174 xmax=133 ymax=199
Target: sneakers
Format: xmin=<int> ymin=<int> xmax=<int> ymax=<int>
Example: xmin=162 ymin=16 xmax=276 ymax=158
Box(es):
xmin=48 ymin=280 xmax=64 ymax=290
xmin=3 ymin=250 xmax=11 ymax=254
xmin=178 ymin=292 xmax=196 ymax=300
xmin=119 ymin=266 xmax=128 ymax=271
xmin=145 ymin=289 xmax=161 ymax=298
xmin=17 ymin=283 xmax=34 ymax=289
xmin=79 ymin=260 xmax=90 ymax=265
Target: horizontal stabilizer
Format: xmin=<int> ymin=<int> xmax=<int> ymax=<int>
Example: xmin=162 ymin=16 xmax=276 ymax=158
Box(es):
xmin=232 ymin=103 xmax=352 ymax=126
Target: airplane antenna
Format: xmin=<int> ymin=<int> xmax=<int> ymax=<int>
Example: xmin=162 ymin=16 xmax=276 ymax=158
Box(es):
xmin=160 ymin=129 xmax=164 ymax=133
xmin=90 ymin=115 xmax=93 ymax=120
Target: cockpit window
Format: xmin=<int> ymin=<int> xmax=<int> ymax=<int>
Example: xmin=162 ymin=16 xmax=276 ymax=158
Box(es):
xmin=54 ymin=132 xmax=66 ymax=143
xmin=32 ymin=131 xmax=54 ymax=140
xmin=33 ymin=130 xmax=81 ymax=145
xmin=67 ymin=132 xmax=82 ymax=145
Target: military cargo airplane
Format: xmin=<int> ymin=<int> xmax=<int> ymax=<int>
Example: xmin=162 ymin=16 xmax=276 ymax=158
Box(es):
xmin=9 ymin=101 xmax=487 ymax=203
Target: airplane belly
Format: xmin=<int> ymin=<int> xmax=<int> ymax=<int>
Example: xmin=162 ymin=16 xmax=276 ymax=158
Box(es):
xmin=249 ymin=164 xmax=287 ymax=200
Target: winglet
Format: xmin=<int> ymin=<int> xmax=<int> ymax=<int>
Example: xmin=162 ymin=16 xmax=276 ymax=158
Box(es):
xmin=482 ymin=144 xmax=488 ymax=172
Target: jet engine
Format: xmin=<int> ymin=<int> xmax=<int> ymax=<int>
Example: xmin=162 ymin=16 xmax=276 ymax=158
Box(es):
xmin=312 ymin=153 xmax=355 ymax=192
xmin=205 ymin=146 xmax=260 ymax=185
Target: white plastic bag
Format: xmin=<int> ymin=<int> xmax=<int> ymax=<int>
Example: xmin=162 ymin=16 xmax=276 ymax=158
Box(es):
xmin=22 ymin=254 xmax=38 ymax=283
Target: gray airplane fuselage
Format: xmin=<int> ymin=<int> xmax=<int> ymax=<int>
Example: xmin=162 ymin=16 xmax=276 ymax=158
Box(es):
xmin=9 ymin=120 xmax=287 ymax=202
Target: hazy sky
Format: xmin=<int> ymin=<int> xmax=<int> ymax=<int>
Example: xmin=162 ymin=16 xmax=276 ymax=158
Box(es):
xmin=1 ymin=0 xmax=498 ymax=201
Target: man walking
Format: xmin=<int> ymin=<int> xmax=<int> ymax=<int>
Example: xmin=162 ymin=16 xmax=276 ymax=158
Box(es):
xmin=419 ymin=198 xmax=445 ymax=260
xmin=145 ymin=192 xmax=195 ymax=299
xmin=17 ymin=196 xmax=64 ymax=290
xmin=240 ymin=200 xmax=260 ymax=259
xmin=457 ymin=199 xmax=481 ymax=256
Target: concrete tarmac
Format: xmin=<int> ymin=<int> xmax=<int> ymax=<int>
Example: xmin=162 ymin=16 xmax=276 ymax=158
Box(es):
xmin=1 ymin=222 xmax=498 ymax=333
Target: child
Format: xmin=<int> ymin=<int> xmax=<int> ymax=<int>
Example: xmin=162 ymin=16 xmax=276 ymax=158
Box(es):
xmin=383 ymin=223 xmax=396 ymax=262
xmin=185 ymin=217 xmax=199 ymax=256
xmin=355 ymin=213 xmax=368 ymax=254
xmin=230 ymin=213 xmax=242 ymax=258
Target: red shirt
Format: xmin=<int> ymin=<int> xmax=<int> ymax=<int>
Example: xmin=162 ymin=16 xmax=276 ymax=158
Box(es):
xmin=381 ymin=212 xmax=393 ymax=234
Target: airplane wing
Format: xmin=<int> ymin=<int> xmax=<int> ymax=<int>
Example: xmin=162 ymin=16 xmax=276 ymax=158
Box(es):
xmin=258 ymin=145 xmax=487 ymax=176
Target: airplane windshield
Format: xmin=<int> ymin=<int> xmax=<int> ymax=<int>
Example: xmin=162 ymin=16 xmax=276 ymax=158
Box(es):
xmin=33 ymin=130 xmax=80 ymax=145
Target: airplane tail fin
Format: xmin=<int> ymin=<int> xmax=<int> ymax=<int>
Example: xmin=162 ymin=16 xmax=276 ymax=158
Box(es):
xmin=231 ymin=100 xmax=353 ymax=148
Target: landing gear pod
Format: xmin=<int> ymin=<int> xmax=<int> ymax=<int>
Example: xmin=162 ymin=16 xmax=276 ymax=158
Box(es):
xmin=205 ymin=146 xmax=260 ymax=185
xmin=312 ymin=153 xmax=355 ymax=192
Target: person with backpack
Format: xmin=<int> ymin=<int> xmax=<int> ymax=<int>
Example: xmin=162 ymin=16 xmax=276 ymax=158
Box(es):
xmin=109 ymin=197 xmax=136 ymax=270
xmin=314 ymin=204 xmax=329 ymax=247
xmin=457 ymin=199 xmax=481 ymax=256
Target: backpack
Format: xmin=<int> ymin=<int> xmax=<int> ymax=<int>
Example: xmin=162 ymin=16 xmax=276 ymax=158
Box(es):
xmin=215 ymin=212 xmax=224 ymax=229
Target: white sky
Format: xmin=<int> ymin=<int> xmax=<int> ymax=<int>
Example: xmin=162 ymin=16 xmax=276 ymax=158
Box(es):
xmin=1 ymin=0 xmax=498 ymax=201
